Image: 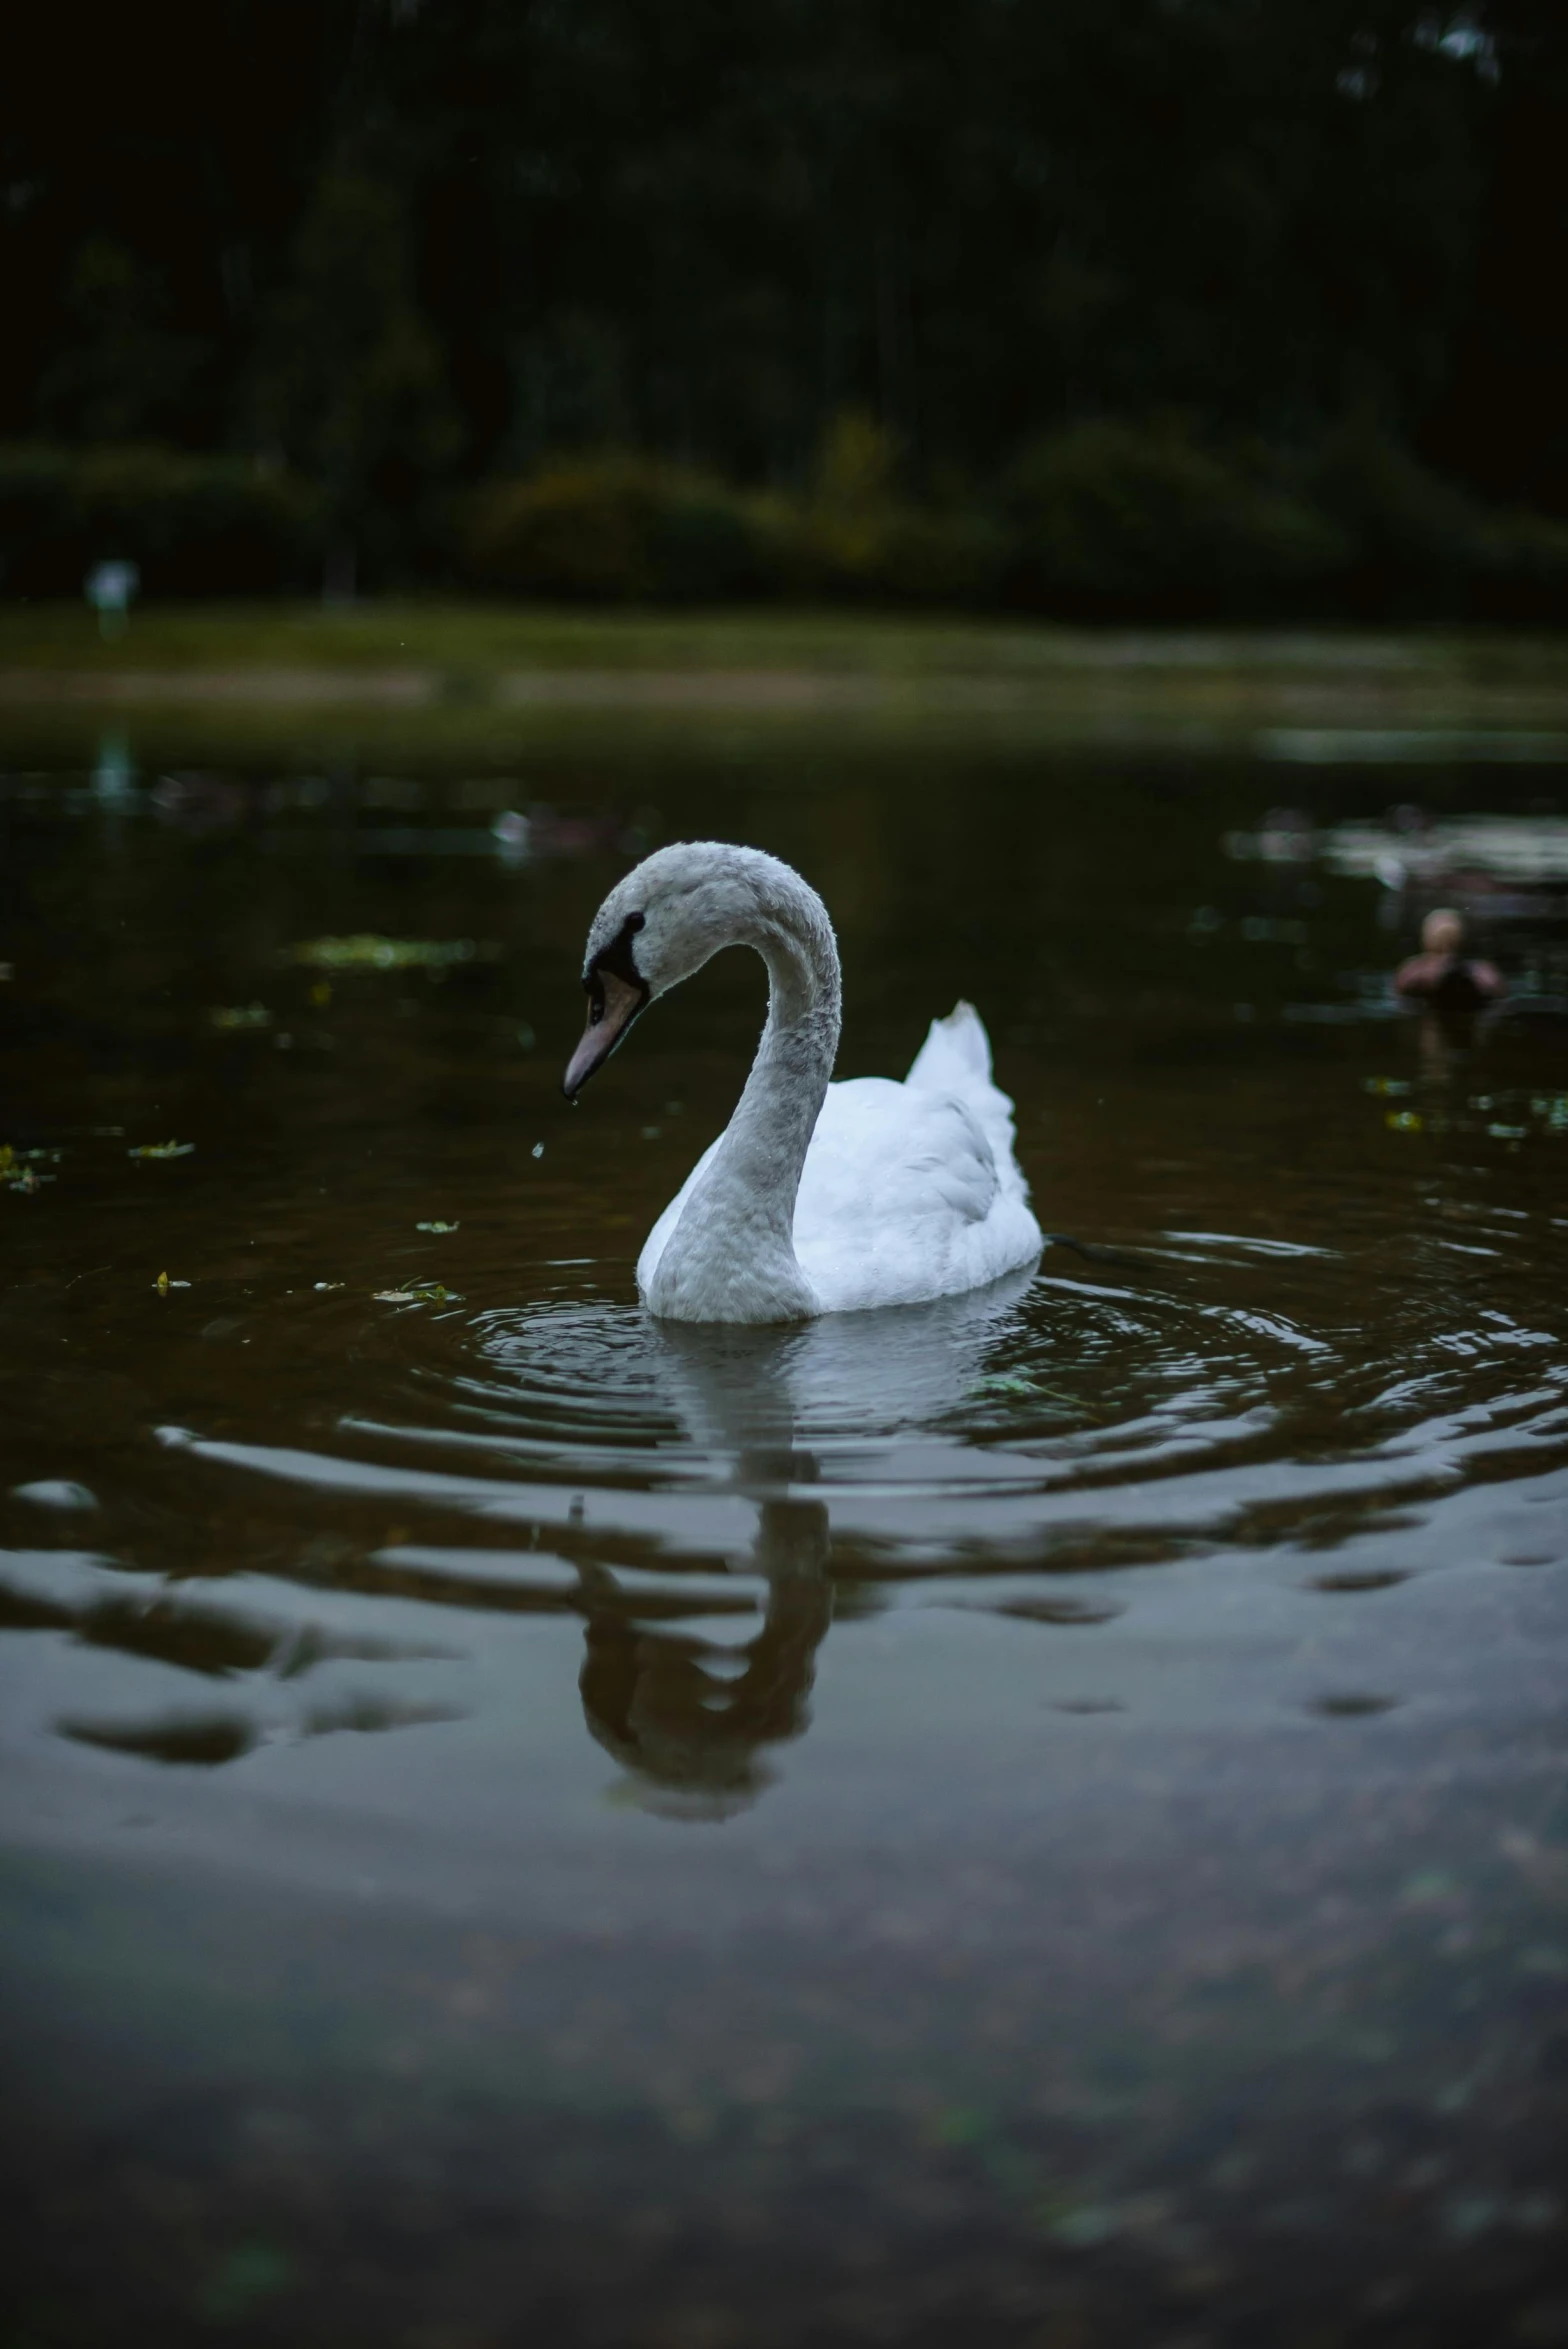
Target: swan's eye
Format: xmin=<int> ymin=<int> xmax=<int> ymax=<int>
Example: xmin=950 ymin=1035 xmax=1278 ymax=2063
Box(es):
xmin=588 ymin=987 xmax=605 ymax=1026
xmin=627 ymin=911 xmax=645 ymax=932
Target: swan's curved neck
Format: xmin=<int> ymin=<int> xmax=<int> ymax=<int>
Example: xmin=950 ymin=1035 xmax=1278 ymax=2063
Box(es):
xmin=649 ymin=868 xmax=841 ymax=1321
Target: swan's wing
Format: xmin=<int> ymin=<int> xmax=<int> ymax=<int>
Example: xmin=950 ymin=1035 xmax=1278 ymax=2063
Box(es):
xmin=794 ymin=1076 xmax=1038 ymax=1311
xmin=799 ymin=1077 xmax=996 ymax=1224
xmin=640 ymin=1004 xmax=1039 ymax=1314
xmin=905 ymin=1001 xmax=1028 ymax=1203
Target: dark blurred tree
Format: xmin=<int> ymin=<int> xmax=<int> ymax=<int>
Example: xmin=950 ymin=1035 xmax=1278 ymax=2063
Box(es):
xmin=245 ymin=163 xmax=463 ymax=590
xmin=1427 ymin=0 xmax=1568 ymax=514
xmin=1 ymin=0 xmax=1562 ymax=529
xmin=34 ymin=239 xmax=209 ymax=442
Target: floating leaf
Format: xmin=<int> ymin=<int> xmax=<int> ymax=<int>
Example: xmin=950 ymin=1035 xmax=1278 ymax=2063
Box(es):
xmin=153 ymin=1272 xmax=191 ymax=1293
xmin=373 ymin=1282 xmax=465 ymax=1305
xmin=287 ymin=935 xmax=487 ymax=973
xmin=129 ymin=1139 xmax=195 ymax=1160
xmin=313 ymin=1280 xmax=345 ymax=1291
xmin=209 ymin=1003 xmax=272 ymax=1031
xmin=415 ymin=1219 xmax=460 ymax=1233
xmin=1364 ymin=1076 xmax=1411 ymax=1097
xmin=2 ymin=1142 xmax=56 ymax=1193
xmin=198 ymin=2242 xmax=296 ymax=2324
xmin=1385 ymin=1110 xmax=1423 ymax=1134
xmin=969 ymin=1372 xmax=1080 ymax=1406
xmin=1487 ymin=1123 xmax=1527 ymax=1141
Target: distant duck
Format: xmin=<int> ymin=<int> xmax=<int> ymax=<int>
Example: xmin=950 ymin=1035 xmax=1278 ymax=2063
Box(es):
xmin=563 ymin=842 xmax=1043 ymax=1323
xmin=1394 ymin=907 xmax=1506 ymax=1017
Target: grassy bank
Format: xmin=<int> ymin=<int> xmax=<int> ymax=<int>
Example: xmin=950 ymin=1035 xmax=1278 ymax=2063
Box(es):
xmin=5 ymin=600 xmax=1568 ymax=680
xmin=2 ymin=605 xmax=1567 ymax=766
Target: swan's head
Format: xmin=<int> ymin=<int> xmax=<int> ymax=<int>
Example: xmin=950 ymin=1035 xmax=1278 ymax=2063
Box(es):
xmin=563 ymin=842 xmax=778 ymax=1100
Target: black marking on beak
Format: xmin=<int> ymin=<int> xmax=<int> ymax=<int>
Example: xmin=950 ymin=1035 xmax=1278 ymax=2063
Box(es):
xmin=562 ymin=912 xmax=649 ymax=1100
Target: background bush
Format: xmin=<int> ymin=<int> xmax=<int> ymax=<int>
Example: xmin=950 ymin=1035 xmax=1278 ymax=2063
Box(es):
xmin=6 ymin=419 xmax=1566 ymax=621
xmin=1299 ymin=425 xmax=1568 ymax=621
xmin=462 ymin=457 xmax=786 ymax=602
xmin=999 ymin=423 xmax=1347 ymax=618
xmin=0 ymin=444 xmax=323 ymax=598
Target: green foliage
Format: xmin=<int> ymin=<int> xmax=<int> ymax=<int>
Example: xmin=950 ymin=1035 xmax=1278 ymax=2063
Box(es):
xmin=6 ymin=0 xmax=1567 ymax=546
xmin=990 ymin=418 xmax=1568 ymax=619
xmin=1001 ymin=422 xmax=1346 ymax=616
xmin=1302 ymin=422 xmax=1568 ymax=618
xmin=34 ymin=240 xmax=207 ymax=445
xmin=0 ymin=444 xmax=322 ymax=597
xmin=10 ymin=418 xmax=1558 ymax=617
xmin=462 ymin=429 xmax=1003 ymax=608
xmin=793 ymin=416 xmax=1005 ymax=606
xmin=462 ymin=457 xmax=786 ymax=601
xmin=244 ymin=168 xmax=463 ymax=584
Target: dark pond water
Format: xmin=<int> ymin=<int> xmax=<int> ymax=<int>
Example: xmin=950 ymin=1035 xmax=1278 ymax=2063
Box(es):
xmin=3 ymin=725 xmax=1567 ymax=2346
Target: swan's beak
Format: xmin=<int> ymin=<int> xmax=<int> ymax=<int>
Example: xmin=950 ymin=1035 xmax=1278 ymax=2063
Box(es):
xmin=562 ymin=968 xmax=647 ymax=1100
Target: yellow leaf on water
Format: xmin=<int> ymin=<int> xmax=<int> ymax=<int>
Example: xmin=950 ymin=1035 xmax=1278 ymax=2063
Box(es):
xmin=288 ymin=936 xmax=488 ymax=973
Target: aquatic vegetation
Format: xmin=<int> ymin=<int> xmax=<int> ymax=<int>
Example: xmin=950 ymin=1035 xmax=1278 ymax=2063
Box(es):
xmin=1 ymin=1143 xmax=57 ymax=1193
xmin=1385 ymin=1110 xmax=1424 ymax=1133
xmin=208 ymin=1002 xmax=273 ymax=1030
xmin=415 ymin=1219 xmax=460 ymax=1233
xmin=372 ymin=1282 xmax=465 ymax=1304
xmin=287 ymin=935 xmax=489 ymax=972
xmin=128 ymin=1139 xmax=195 ymax=1160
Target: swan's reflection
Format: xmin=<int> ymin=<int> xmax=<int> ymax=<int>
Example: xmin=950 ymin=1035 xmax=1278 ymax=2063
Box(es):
xmin=559 ymin=1274 xmax=1035 ymax=1817
xmin=576 ymin=1495 xmax=832 ymax=1820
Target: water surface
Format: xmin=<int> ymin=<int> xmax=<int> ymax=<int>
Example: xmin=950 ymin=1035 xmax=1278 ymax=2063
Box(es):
xmin=3 ymin=728 xmax=1567 ymax=2344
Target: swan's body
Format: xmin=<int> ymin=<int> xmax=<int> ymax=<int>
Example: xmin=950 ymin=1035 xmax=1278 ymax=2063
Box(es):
xmin=639 ymin=1003 xmax=1040 ymax=1317
xmin=564 ymin=842 xmax=1042 ymax=1324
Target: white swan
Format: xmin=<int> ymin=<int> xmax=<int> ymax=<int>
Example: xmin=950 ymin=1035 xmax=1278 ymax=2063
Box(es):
xmin=563 ymin=842 xmax=1043 ymax=1323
